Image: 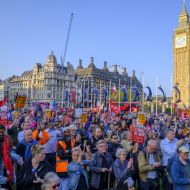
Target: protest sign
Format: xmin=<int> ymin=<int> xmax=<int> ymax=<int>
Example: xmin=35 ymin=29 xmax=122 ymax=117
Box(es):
xmin=81 ymin=114 xmax=87 ymax=123
xmin=15 ymin=96 xmax=27 ymax=108
xmin=138 ymin=112 xmax=146 ymax=125
xmin=133 ymin=125 xmax=146 ymax=144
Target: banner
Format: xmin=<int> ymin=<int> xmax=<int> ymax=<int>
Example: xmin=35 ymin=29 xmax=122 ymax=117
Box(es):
xmin=81 ymin=114 xmax=87 ymax=123
xmin=0 ymin=97 xmax=6 ymax=107
xmin=15 ymin=96 xmax=27 ymax=108
xmin=133 ymin=125 xmax=146 ymax=144
xmin=0 ymin=111 xmax=8 ymax=125
xmin=138 ymin=113 xmax=146 ymax=125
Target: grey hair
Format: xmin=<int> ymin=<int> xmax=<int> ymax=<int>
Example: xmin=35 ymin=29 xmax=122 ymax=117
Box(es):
xmin=116 ymin=148 xmax=127 ymax=158
xmin=41 ymin=172 xmax=60 ymax=190
xmin=72 ymin=147 xmax=79 ymax=154
xmin=121 ymin=131 xmax=131 ymax=140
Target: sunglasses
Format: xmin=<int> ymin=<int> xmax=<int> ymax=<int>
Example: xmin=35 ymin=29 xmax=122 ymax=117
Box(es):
xmin=52 ymin=183 xmax=60 ymax=189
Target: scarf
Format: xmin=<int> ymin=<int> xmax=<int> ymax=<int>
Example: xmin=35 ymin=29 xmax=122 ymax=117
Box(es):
xmin=21 ymin=139 xmax=37 ymax=160
xmin=3 ymin=136 xmax=14 ymax=186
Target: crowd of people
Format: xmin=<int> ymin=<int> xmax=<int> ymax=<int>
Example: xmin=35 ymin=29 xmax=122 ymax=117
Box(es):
xmin=1 ymin=107 xmax=190 ymax=190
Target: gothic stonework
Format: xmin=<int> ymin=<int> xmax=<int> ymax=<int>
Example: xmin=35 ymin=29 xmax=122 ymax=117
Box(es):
xmin=174 ymin=3 xmax=190 ymax=107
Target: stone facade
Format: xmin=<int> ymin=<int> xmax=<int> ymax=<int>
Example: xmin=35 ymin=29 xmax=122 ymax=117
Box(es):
xmin=173 ymin=3 xmax=190 ymax=106
xmin=8 ymin=51 xmax=75 ymax=104
xmin=75 ymin=57 xmax=142 ymax=106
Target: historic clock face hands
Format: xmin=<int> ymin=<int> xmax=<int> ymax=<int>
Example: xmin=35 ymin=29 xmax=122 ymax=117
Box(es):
xmin=176 ymin=36 xmax=186 ymax=48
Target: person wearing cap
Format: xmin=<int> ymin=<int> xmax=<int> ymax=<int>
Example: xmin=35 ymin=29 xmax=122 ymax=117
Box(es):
xmin=171 ymin=146 xmax=190 ymax=190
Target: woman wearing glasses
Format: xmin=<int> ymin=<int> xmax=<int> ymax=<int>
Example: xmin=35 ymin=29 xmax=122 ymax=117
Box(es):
xmin=41 ymin=172 xmax=60 ymax=190
xmin=113 ymin=148 xmax=135 ymax=190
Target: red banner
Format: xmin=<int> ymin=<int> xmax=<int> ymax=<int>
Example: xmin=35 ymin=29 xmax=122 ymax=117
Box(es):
xmin=0 ymin=97 xmax=6 ymax=107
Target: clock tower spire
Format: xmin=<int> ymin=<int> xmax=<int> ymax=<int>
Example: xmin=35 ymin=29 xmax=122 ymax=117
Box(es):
xmin=178 ymin=1 xmax=189 ymax=27
xmin=173 ymin=1 xmax=190 ymax=106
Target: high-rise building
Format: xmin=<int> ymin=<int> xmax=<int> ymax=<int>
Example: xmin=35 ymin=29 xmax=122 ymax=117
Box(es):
xmin=173 ymin=2 xmax=190 ymax=106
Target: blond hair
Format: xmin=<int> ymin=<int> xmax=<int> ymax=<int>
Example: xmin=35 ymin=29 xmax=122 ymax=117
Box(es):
xmin=31 ymin=144 xmax=45 ymax=157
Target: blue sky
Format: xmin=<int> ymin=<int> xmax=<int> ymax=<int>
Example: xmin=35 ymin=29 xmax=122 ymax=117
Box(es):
xmin=0 ymin=0 xmax=187 ymax=96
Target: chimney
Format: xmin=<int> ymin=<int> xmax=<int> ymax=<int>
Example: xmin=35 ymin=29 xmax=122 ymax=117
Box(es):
xmin=103 ymin=61 xmax=108 ymax=70
xmin=122 ymin=67 xmax=127 ymax=75
xmin=132 ymin=70 xmax=136 ymax=77
xmin=90 ymin=57 xmax=94 ymax=64
xmin=113 ymin=65 xmax=118 ymax=73
xmin=79 ymin=59 xmax=82 ymax=67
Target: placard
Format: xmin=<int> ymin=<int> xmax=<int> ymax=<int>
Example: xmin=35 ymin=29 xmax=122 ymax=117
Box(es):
xmin=133 ymin=125 xmax=146 ymax=144
xmin=15 ymin=96 xmax=27 ymax=108
xmin=138 ymin=113 xmax=146 ymax=125
xmin=81 ymin=114 xmax=87 ymax=124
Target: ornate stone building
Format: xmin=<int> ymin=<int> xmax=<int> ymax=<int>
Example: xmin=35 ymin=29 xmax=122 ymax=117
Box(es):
xmin=173 ymin=3 xmax=190 ymax=106
xmin=8 ymin=51 xmax=75 ymax=104
xmin=75 ymin=57 xmax=142 ymax=106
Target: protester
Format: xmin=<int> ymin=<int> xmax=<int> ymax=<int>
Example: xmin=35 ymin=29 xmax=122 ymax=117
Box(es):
xmin=90 ymin=139 xmax=113 ymax=190
xmin=0 ymin=124 xmax=14 ymax=190
xmin=44 ymin=122 xmax=61 ymax=170
xmin=112 ymin=148 xmax=134 ymax=190
xmin=86 ymin=127 xmax=103 ymax=153
xmin=171 ymin=146 xmax=190 ymax=190
xmin=33 ymin=122 xmax=50 ymax=145
xmin=16 ymin=129 xmax=37 ymax=161
xmin=67 ymin=147 xmax=91 ymax=190
xmin=17 ymin=144 xmax=52 ymax=190
xmin=41 ymin=172 xmax=60 ymax=190
xmin=17 ymin=121 xmax=30 ymax=142
xmin=121 ymin=131 xmax=132 ymax=152
xmin=138 ymin=140 xmax=162 ymax=190
xmin=108 ymin=132 xmax=122 ymax=160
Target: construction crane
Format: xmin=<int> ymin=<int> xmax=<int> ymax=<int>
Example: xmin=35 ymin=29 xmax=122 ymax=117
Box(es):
xmin=62 ymin=13 xmax=74 ymax=66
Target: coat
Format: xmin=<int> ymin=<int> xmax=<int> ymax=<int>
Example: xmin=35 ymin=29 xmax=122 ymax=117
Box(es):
xmin=90 ymin=151 xmax=113 ymax=189
xmin=138 ymin=150 xmax=161 ymax=182
xmin=67 ymin=160 xmax=92 ymax=190
xmin=17 ymin=158 xmax=52 ymax=190
xmin=171 ymin=157 xmax=190 ymax=190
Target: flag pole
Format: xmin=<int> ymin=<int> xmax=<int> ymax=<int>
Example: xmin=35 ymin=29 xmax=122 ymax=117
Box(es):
xmin=75 ymin=82 xmax=77 ymax=107
xmin=119 ymin=79 xmax=121 ymax=111
xmin=171 ymin=75 xmax=173 ymax=115
xmin=130 ymin=76 xmax=132 ymax=112
xmin=142 ymin=72 xmax=144 ymax=113
xmin=156 ymin=78 xmax=158 ymax=116
xmin=109 ymin=79 xmax=111 ymax=113
xmin=82 ymin=80 xmax=85 ymax=111
xmin=91 ymin=79 xmax=93 ymax=110
xmin=100 ymin=80 xmax=102 ymax=107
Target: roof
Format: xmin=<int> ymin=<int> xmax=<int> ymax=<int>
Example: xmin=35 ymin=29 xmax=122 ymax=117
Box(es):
xmin=21 ymin=70 xmax=33 ymax=76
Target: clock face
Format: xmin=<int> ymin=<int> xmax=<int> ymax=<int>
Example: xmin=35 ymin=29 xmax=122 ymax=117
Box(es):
xmin=175 ymin=35 xmax=186 ymax=48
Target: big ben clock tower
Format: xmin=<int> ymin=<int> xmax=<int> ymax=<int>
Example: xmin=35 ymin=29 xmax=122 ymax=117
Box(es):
xmin=174 ymin=2 xmax=190 ymax=106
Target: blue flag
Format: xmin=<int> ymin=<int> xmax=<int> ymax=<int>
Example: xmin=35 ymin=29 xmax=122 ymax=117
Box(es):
xmin=146 ymin=86 xmax=153 ymax=101
xmin=132 ymin=86 xmax=140 ymax=102
xmin=122 ymin=86 xmax=127 ymax=102
xmin=158 ymin=86 xmax=166 ymax=102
